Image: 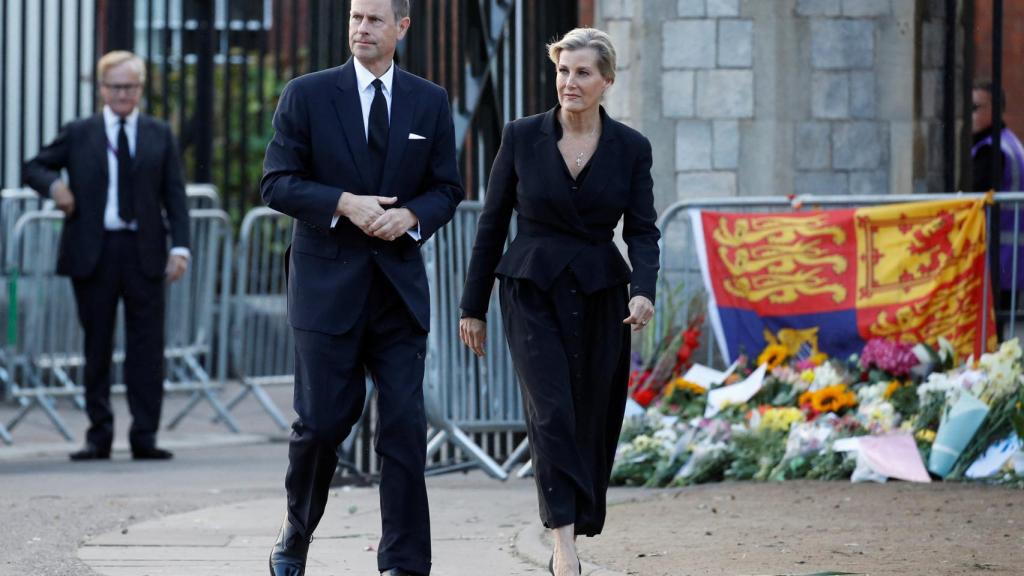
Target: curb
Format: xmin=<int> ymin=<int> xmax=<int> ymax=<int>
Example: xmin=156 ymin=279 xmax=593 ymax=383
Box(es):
xmin=0 ymin=433 xmax=271 ymax=460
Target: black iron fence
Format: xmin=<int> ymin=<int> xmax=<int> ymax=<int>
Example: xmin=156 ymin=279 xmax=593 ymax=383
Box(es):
xmin=0 ymin=0 xmax=577 ymax=223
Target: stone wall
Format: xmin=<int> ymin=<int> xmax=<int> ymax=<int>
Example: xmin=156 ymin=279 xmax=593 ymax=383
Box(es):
xmin=598 ymin=0 xmax=948 ymax=210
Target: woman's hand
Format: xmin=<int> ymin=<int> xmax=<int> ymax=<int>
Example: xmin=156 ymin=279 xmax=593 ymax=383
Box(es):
xmin=459 ymin=317 xmax=487 ymax=357
xmin=622 ymin=295 xmax=654 ymax=332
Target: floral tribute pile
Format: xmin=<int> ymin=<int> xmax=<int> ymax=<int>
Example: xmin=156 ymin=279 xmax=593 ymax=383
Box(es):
xmin=614 ymin=327 xmax=1024 ymax=488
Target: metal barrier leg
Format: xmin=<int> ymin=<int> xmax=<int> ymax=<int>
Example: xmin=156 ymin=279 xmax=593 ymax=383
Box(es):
xmin=0 ymin=422 xmax=12 ymax=444
xmin=13 ymin=392 xmax=74 ymax=441
xmin=425 ymin=429 xmax=448 ymax=459
xmin=248 ymin=382 xmax=291 ymax=430
xmin=516 ymin=459 xmax=533 ymax=479
xmin=165 ymin=355 xmax=240 ymax=432
xmin=445 ymin=425 xmax=509 ymax=480
xmin=5 ymin=397 xmax=32 ymax=430
xmin=501 ymin=437 xmax=531 ymax=471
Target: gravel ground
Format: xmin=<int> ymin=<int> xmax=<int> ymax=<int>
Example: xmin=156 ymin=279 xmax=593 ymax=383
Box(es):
xmin=580 ymin=480 xmax=1024 ymax=576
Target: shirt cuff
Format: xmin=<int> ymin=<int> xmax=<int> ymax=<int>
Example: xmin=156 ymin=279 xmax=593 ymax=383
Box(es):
xmin=170 ymin=247 xmax=191 ymax=259
xmin=406 ymin=223 xmax=422 ymax=241
xmin=48 ymin=179 xmax=63 ymax=197
xmin=331 ymin=214 xmax=341 ymax=228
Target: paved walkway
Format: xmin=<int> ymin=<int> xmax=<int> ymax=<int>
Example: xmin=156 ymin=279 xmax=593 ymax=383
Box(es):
xmin=77 ymin=479 xmax=626 ymax=576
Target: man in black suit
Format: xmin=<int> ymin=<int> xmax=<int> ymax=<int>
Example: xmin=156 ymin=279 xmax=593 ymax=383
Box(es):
xmin=22 ymin=50 xmax=190 ymax=461
xmin=261 ymin=0 xmax=463 ymax=574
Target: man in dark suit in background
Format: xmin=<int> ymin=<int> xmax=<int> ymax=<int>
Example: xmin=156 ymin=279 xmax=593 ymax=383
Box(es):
xmin=260 ymin=0 xmax=463 ymax=574
xmin=23 ymin=50 xmax=190 ymax=461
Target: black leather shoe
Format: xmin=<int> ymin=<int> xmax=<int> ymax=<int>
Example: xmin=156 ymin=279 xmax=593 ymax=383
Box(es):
xmin=380 ymin=570 xmax=421 ymax=576
xmin=131 ymin=446 xmax=174 ymax=460
xmin=269 ymin=518 xmax=310 ymax=576
xmin=69 ymin=444 xmax=110 ymax=461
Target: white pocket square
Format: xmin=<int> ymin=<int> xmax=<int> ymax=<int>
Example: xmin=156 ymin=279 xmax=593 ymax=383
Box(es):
xmin=408 ymin=133 xmax=427 ymax=140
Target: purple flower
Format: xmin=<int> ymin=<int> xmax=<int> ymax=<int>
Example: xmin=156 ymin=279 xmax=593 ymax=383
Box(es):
xmin=630 ymin=351 xmax=644 ymax=373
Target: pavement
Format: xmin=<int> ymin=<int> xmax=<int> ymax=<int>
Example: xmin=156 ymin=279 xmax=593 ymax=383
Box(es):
xmin=0 ymin=383 xmax=628 ymax=576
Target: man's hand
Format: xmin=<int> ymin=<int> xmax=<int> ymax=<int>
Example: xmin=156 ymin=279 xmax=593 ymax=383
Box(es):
xmin=51 ymin=181 xmax=75 ymax=216
xmin=165 ymin=254 xmax=189 ymax=284
xmin=337 ymin=192 xmax=397 ymax=235
xmin=459 ymin=317 xmax=487 ymax=358
xmin=370 ymin=207 xmax=419 ymax=242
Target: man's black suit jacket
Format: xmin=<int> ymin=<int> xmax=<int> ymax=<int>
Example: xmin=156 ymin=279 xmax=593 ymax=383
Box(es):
xmin=22 ymin=113 xmax=190 ymax=279
xmin=261 ymin=60 xmax=464 ymax=335
xmin=460 ymin=106 xmax=660 ymax=318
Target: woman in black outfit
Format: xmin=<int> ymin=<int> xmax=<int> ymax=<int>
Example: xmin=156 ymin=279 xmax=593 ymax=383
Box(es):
xmin=458 ymin=28 xmax=660 ymax=576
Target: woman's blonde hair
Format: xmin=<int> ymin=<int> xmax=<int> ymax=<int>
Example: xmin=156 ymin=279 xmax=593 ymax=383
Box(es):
xmin=547 ymin=28 xmax=617 ymax=81
xmin=98 ymin=50 xmax=146 ymax=84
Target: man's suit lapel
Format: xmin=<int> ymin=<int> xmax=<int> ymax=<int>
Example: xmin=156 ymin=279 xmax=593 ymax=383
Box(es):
xmin=132 ymin=115 xmax=150 ymax=176
xmin=90 ymin=114 xmax=109 ymax=188
xmin=332 ymin=61 xmax=373 ymax=193
xmin=379 ymin=68 xmax=417 ymax=198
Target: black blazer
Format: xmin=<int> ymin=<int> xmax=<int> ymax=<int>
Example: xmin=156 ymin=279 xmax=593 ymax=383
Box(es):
xmin=22 ymin=113 xmax=190 ymax=279
xmin=261 ymin=60 xmax=464 ymax=335
xmin=460 ymin=107 xmax=660 ymax=318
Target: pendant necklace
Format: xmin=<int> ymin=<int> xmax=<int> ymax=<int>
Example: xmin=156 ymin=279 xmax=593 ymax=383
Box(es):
xmin=574 ymin=125 xmax=598 ymax=168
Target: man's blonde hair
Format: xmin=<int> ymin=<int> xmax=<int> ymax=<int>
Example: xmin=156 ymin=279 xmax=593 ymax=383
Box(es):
xmin=547 ymin=28 xmax=617 ymax=81
xmin=97 ymin=50 xmax=146 ymax=84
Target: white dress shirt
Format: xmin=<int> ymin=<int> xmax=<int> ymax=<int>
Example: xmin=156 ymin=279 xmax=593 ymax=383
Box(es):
xmin=331 ymin=59 xmax=419 ymax=240
xmin=101 ymin=106 xmax=190 ymax=259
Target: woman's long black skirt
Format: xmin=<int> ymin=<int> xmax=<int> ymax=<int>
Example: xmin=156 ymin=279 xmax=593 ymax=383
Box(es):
xmin=499 ymin=270 xmax=630 ymax=536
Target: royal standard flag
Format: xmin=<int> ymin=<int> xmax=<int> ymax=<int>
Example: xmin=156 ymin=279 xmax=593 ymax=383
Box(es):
xmin=691 ymin=198 xmax=997 ymax=362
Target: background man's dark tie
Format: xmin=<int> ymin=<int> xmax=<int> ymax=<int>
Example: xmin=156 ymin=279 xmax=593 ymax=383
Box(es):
xmin=367 ymin=78 xmax=389 ymax=194
xmin=117 ymin=117 xmax=135 ymax=223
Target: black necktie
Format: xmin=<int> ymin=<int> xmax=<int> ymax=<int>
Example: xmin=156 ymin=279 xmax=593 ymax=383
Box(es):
xmin=367 ymin=79 xmax=389 ymax=194
xmin=117 ymin=117 xmax=135 ymax=223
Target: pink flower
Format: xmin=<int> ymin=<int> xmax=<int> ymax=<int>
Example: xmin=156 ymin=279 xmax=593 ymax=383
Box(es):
xmin=859 ymin=339 xmax=919 ymax=377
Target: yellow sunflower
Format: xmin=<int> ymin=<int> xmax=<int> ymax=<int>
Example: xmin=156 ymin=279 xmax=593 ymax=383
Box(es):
xmin=666 ymin=377 xmax=706 ymax=396
xmin=757 ymin=344 xmax=789 ymax=370
xmin=811 ymin=384 xmax=857 ymax=413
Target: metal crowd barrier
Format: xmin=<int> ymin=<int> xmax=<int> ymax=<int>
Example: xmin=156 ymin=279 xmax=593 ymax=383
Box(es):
xmin=423 ymin=202 xmax=523 ymax=480
xmin=221 ymin=207 xmax=294 ymax=430
xmin=1 ymin=188 xmax=47 ymax=411
xmin=162 ymin=209 xmax=239 ymax=431
xmin=653 ymin=192 xmax=1024 ymax=367
xmin=1 ymin=185 xmax=237 ymax=443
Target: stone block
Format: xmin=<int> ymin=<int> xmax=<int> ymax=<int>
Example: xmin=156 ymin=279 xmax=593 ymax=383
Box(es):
xmin=811 ymin=71 xmax=849 ymax=119
xmin=796 ymin=0 xmax=841 ymax=16
xmin=850 ymin=170 xmax=889 ymax=195
xmin=606 ymin=20 xmax=632 ymax=68
xmin=849 ymin=71 xmax=876 ymax=118
xmin=795 ymin=122 xmax=831 ymax=170
xmin=604 ymin=68 xmax=632 ymax=120
xmin=810 ymin=20 xmax=875 ymax=69
xmin=677 ymin=0 xmax=705 ymax=17
xmin=833 ymin=122 xmax=884 ymax=170
xmin=713 ymin=120 xmax=740 ymax=169
xmin=707 ymin=0 xmax=740 ymax=17
xmin=718 ymin=19 xmax=753 ymax=68
xmin=663 ymin=70 xmax=696 ymax=118
xmin=664 ymin=20 xmax=717 ymax=69
xmin=696 ymin=70 xmax=754 ymax=118
xmin=602 ymin=0 xmax=634 ymax=19
xmin=676 ymin=120 xmax=713 ymax=171
xmin=921 ymin=69 xmax=942 ymax=117
xmin=794 ymin=171 xmax=849 ymax=196
xmin=842 ymin=0 xmax=890 ymax=17
xmin=677 ymin=171 xmax=737 ymax=198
